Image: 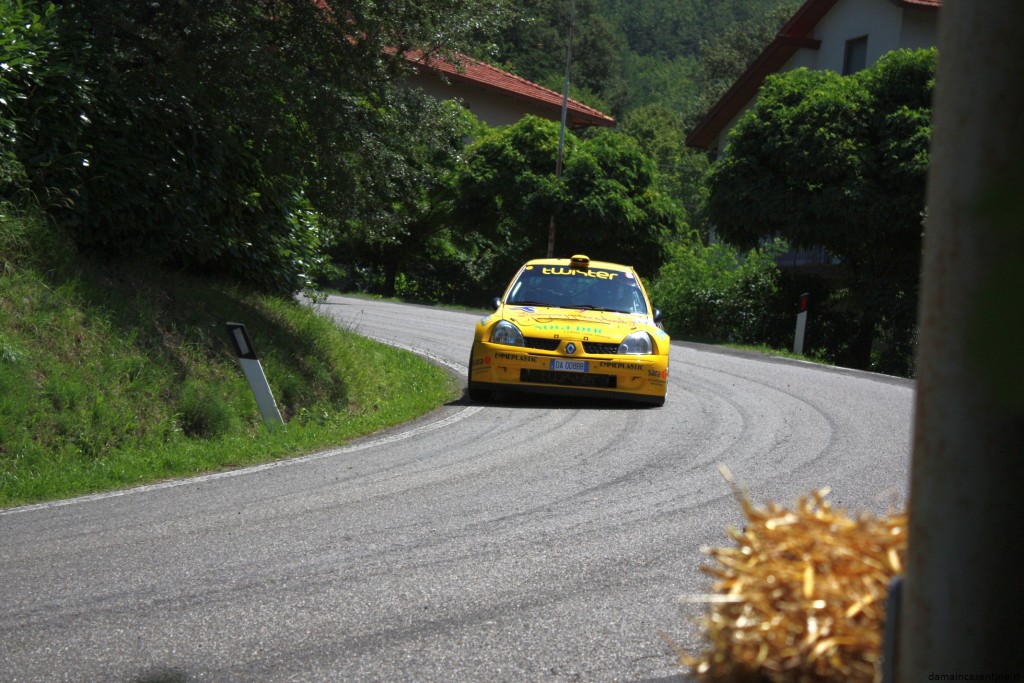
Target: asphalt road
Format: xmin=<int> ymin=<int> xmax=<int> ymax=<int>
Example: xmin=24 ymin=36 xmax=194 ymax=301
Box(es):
xmin=0 ymin=295 xmax=915 ymax=682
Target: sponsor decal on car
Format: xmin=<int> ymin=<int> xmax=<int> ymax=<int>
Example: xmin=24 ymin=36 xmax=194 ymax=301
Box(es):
xmin=541 ymin=267 xmax=620 ymax=280
xmin=648 ymin=368 xmax=669 ymax=379
xmin=599 ymin=361 xmax=644 ymax=371
xmin=533 ymin=323 xmax=605 ymax=335
xmin=493 ymin=351 xmax=536 ymax=363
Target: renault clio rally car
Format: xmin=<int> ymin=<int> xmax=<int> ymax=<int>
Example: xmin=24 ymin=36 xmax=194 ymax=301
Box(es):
xmin=468 ymin=255 xmax=670 ymax=406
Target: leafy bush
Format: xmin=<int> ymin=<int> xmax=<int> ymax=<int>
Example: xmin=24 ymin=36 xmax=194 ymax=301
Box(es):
xmin=0 ymin=0 xmax=84 ymax=203
xmin=449 ymin=116 xmax=686 ymax=279
xmin=650 ymin=238 xmax=785 ymax=342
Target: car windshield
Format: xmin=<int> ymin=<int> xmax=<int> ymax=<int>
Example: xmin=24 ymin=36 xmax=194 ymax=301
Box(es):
xmin=505 ymin=265 xmax=648 ymax=315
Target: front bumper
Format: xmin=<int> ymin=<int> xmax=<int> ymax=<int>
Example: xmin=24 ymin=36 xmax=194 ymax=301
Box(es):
xmin=469 ymin=341 xmax=668 ymax=404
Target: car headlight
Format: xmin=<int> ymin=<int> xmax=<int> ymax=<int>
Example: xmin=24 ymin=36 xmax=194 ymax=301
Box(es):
xmin=617 ymin=331 xmax=653 ymax=355
xmin=490 ymin=320 xmax=524 ymax=346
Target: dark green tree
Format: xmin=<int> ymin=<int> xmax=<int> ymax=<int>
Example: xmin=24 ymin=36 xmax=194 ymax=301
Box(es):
xmin=694 ymin=1 xmax=800 ymax=123
xmin=488 ymin=0 xmax=628 ymax=115
xmin=448 ymin=115 xmax=684 ymax=289
xmin=1 ymin=1 xmax=90 ymax=207
xmin=8 ymin=0 xmax=512 ymax=293
xmin=620 ymin=103 xmax=711 ymax=236
xmin=330 ymin=100 xmax=481 ymax=298
xmin=707 ymin=49 xmax=936 ymax=373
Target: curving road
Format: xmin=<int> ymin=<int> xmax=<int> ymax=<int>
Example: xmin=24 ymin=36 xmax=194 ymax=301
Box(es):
xmin=0 ymin=295 xmax=914 ymax=682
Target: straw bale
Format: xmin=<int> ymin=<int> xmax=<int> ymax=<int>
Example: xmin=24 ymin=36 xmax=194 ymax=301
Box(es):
xmin=679 ymin=467 xmax=906 ymax=682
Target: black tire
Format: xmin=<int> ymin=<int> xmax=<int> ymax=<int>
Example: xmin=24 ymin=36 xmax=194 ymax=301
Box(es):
xmin=468 ymin=382 xmax=493 ymax=403
xmin=467 ymin=351 xmax=493 ymax=403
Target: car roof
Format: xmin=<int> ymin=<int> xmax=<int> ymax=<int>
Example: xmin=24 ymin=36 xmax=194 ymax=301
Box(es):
xmin=522 ymin=257 xmax=635 ymax=272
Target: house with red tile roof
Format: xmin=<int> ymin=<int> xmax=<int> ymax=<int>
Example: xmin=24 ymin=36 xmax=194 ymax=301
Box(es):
xmin=402 ymin=50 xmax=616 ymax=129
xmin=308 ymin=0 xmax=614 ymax=129
xmin=687 ymin=0 xmax=940 ymax=154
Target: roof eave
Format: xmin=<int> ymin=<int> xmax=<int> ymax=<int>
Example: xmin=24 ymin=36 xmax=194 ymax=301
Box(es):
xmin=408 ymin=54 xmax=616 ymax=128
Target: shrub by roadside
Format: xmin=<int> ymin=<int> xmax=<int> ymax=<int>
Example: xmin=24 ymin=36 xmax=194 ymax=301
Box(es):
xmin=650 ymin=239 xmax=786 ymax=344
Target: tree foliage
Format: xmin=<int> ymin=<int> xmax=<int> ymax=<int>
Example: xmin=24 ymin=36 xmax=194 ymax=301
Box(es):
xmin=694 ymin=2 xmax=799 ymax=123
xmin=620 ymin=103 xmax=711 ymax=236
xmin=3 ymin=0 xmax=512 ymax=294
xmin=448 ymin=115 xmax=685 ymax=288
xmin=486 ymin=0 xmax=628 ymax=114
xmin=489 ymin=0 xmax=799 ymax=120
xmin=1 ymin=1 xmax=90 ymax=206
xmin=650 ymin=238 xmax=785 ymax=343
xmin=707 ymin=49 xmax=937 ymax=372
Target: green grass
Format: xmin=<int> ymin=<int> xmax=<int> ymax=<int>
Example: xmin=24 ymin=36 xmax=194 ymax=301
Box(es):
xmin=722 ymin=342 xmax=833 ymax=365
xmin=0 ymin=208 xmax=460 ymax=508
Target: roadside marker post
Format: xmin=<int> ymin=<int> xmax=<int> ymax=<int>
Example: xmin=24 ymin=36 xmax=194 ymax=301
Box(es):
xmin=793 ymin=292 xmax=809 ymax=355
xmin=225 ymin=322 xmax=285 ymax=428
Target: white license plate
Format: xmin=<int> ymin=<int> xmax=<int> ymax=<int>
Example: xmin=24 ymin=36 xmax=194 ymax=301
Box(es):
xmin=550 ymin=359 xmax=589 ymax=373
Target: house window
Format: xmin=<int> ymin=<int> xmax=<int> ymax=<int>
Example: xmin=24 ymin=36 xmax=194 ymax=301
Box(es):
xmin=843 ymin=36 xmax=868 ymax=75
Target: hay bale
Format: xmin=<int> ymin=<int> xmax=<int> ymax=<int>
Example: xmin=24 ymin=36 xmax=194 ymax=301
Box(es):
xmin=680 ymin=467 xmax=906 ymax=682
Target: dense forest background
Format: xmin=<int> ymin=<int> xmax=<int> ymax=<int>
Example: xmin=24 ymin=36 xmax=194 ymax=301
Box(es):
xmin=2 ymin=0 xmax=931 ymax=375
xmin=486 ymin=0 xmax=800 ymax=125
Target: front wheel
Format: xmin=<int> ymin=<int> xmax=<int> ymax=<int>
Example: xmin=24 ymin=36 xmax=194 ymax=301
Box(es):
xmin=467 ymin=352 xmax=493 ymax=403
xmin=468 ymin=381 xmax=493 ymax=403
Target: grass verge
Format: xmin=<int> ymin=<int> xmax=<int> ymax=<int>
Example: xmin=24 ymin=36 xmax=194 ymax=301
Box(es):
xmin=0 ymin=208 xmax=460 ymax=508
xmin=722 ymin=342 xmax=833 ymax=366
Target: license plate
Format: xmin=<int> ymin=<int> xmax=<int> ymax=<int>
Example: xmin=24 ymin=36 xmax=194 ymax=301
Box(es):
xmin=550 ymin=359 xmax=589 ymax=373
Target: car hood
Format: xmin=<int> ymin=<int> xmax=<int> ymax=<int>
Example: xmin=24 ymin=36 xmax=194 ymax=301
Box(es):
xmin=500 ymin=305 xmax=655 ymax=342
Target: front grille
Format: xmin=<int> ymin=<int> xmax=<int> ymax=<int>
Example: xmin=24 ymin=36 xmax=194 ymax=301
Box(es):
xmin=520 ymin=369 xmax=617 ymax=389
xmin=523 ymin=337 xmax=561 ymax=351
xmin=583 ymin=342 xmax=619 ymax=355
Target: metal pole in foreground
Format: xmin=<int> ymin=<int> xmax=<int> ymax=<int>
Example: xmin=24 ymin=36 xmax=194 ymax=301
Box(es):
xmin=225 ymin=322 xmax=285 ymax=428
xmin=898 ymin=0 xmax=1024 ymax=678
xmin=547 ymin=0 xmax=575 ymax=258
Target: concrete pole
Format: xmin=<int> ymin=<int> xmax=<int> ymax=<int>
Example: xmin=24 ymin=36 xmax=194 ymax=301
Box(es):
xmin=547 ymin=0 xmax=575 ymax=258
xmin=899 ymin=0 xmax=1024 ymax=679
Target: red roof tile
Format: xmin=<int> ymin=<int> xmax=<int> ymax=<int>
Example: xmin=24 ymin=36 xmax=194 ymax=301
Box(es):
xmin=403 ymin=50 xmax=616 ymax=128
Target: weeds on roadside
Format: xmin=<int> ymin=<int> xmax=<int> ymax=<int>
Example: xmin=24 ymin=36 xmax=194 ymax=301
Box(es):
xmin=0 ymin=209 xmax=459 ymax=507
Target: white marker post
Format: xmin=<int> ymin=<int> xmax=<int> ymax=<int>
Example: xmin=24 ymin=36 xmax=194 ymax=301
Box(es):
xmin=225 ymin=322 xmax=284 ymax=428
xmin=793 ymin=292 xmax=809 ymax=355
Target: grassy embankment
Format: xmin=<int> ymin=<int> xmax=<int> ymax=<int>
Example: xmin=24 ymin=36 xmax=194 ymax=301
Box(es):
xmin=0 ymin=208 xmax=460 ymax=508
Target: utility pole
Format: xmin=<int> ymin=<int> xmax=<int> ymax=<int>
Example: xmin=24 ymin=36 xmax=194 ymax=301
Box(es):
xmin=547 ymin=0 xmax=574 ymax=258
xmin=898 ymin=0 xmax=1024 ymax=678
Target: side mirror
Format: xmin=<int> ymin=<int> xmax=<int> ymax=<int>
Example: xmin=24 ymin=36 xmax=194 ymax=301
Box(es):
xmin=653 ymin=308 xmax=663 ymax=324
xmin=492 ymin=296 xmax=502 ymax=310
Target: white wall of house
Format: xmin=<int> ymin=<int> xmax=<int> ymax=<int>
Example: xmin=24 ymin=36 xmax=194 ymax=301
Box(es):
xmin=711 ymin=0 xmax=939 ymax=155
xmin=811 ymin=0 xmax=908 ymax=72
xmin=899 ymin=8 xmax=942 ymax=50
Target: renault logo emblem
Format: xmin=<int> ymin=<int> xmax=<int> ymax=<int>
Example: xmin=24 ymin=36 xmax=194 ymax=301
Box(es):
xmin=565 ymin=343 xmax=577 ymax=355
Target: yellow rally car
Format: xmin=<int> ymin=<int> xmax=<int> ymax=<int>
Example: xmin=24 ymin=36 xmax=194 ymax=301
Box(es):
xmin=468 ymin=255 xmax=670 ymax=406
